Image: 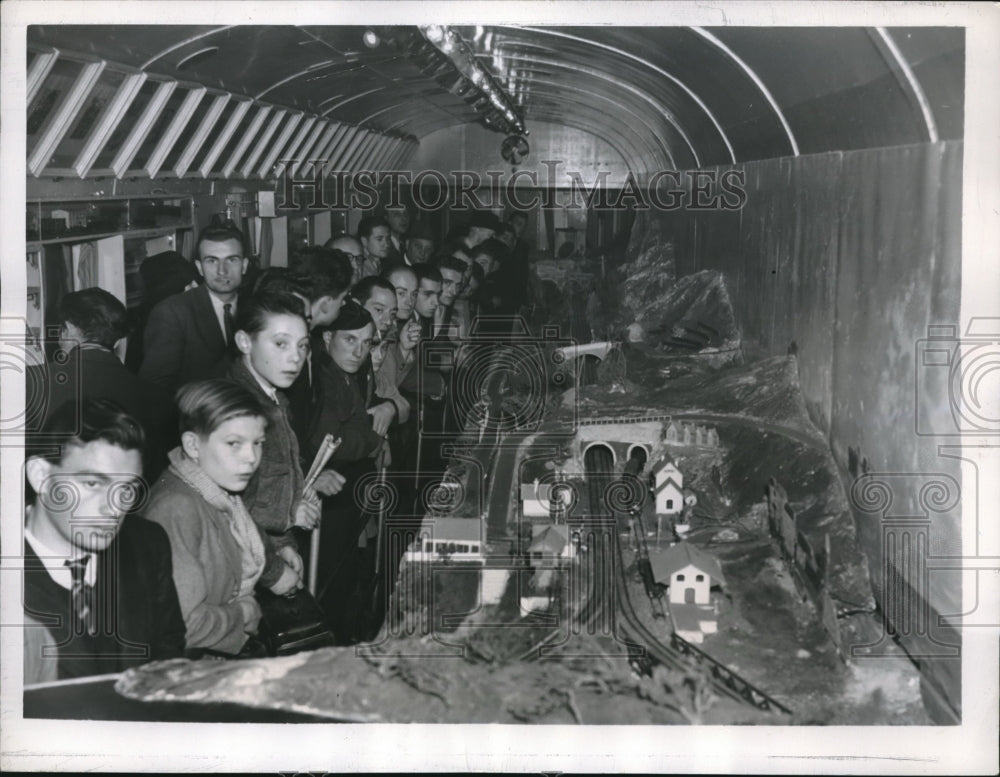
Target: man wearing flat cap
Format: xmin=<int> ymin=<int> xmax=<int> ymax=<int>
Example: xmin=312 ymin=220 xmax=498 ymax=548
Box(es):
xmin=305 ymin=300 xmax=393 ymax=642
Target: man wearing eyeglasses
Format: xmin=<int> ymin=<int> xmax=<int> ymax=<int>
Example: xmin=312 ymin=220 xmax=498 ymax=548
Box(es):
xmin=140 ymin=223 xmax=249 ymax=392
xmin=327 ymin=234 xmax=366 ymax=286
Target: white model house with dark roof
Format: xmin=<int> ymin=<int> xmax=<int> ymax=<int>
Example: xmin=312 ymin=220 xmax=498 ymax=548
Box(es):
xmin=648 ymin=541 xmax=725 ymax=606
xmin=649 ymin=542 xmax=727 ymax=643
xmin=651 ymin=455 xmax=684 ymax=516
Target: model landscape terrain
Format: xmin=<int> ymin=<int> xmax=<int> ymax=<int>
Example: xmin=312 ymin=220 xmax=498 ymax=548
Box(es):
xmin=117 ymin=260 xmax=928 ymax=724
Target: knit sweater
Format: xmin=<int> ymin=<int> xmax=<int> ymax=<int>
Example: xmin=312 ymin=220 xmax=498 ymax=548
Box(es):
xmin=145 ymin=450 xmax=267 ymax=654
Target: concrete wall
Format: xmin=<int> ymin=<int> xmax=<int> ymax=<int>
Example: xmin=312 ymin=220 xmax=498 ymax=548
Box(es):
xmin=638 ymin=141 xmax=963 ymax=718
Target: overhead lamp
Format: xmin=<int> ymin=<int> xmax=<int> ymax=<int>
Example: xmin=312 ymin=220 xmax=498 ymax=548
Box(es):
xmin=415 ymin=24 xmax=526 ymax=136
xmin=363 ymin=29 xmax=381 ymax=48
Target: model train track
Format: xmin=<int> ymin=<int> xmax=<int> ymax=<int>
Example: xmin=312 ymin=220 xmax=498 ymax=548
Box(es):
xmin=612 ymin=536 xmax=792 ymax=715
xmin=584 ymin=444 xmax=793 ymax=717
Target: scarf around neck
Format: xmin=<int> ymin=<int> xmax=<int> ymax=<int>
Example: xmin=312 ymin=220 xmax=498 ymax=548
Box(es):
xmin=167 ymin=447 xmax=266 ymax=599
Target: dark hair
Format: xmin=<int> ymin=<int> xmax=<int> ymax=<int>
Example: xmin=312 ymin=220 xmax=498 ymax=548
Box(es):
xmin=253 ymin=267 xmax=312 ymax=299
xmin=235 ymin=289 xmax=309 ymax=336
xmin=27 ymin=398 xmax=145 ymax=464
xmin=357 ymin=215 xmax=390 ymax=241
xmin=412 ymin=262 xmax=443 ymax=286
xmin=176 ymin=379 xmax=268 ymax=438
xmin=351 ymin=275 xmax=396 ymax=305
xmin=140 ymin=251 xmax=197 ymax=309
xmin=468 ymin=262 xmax=485 ymax=285
xmin=474 ymin=238 xmax=509 ymax=264
xmin=290 ymin=246 xmax=353 ymax=299
xmin=497 ymin=222 xmax=516 ymax=239
xmin=197 ymin=221 xmax=246 ymax=258
xmin=56 ymin=288 xmax=129 ymax=349
xmin=437 ymin=256 xmax=468 ymax=275
xmin=324 ymin=298 xmax=375 ymax=333
xmin=507 ymin=211 xmax=528 ymax=223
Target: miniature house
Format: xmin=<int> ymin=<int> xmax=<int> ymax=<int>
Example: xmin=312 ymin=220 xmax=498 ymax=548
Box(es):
xmin=529 ymin=524 xmax=575 ymax=562
xmin=651 ymin=456 xmax=684 ymax=515
xmin=648 ymin=541 xmax=726 ymax=606
xmin=404 ymin=517 xmax=485 ymax=564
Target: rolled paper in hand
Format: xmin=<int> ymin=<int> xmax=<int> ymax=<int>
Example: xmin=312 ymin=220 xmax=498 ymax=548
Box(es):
xmin=304 ymin=435 xmax=341 ymax=490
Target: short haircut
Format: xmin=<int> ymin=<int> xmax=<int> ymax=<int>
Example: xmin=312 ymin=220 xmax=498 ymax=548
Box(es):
xmin=176 ymin=379 xmax=269 ymax=438
xmin=357 ymin=215 xmax=391 ymax=241
xmin=412 ymin=262 xmax=442 ymax=286
xmin=290 ymin=246 xmax=353 ymax=298
xmin=253 ymin=267 xmax=312 ymax=299
xmin=235 ymin=289 xmax=309 ymax=337
xmin=56 ymin=288 xmax=129 ymax=349
xmin=197 ymin=221 xmax=246 ymax=257
xmin=28 ymin=398 xmax=145 ymax=464
xmin=383 ymin=265 xmax=416 ymax=285
xmin=474 ymin=238 xmax=509 ymax=264
xmin=437 ymin=256 xmax=468 ymax=275
xmin=351 ymin=275 xmax=396 ymax=305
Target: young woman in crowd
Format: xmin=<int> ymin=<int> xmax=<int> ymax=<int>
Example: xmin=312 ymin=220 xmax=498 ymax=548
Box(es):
xmin=145 ymin=380 xmax=286 ymax=656
xmin=225 ymin=290 xmax=343 ymax=589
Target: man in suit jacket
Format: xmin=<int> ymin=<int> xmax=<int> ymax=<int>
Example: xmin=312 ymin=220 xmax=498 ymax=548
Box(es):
xmin=30 ymin=287 xmax=173 ymax=479
xmin=23 ymin=398 xmax=186 ymax=681
xmin=139 ymin=223 xmax=249 ymax=392
xmin=381 ymin=203 xmax=410 ymax=268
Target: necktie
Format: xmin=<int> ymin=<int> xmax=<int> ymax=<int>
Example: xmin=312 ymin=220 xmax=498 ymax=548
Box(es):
xmin=65 ymin=556 xmax=96 ymax=635
xmin=223 ymin=303 xmax=235 ymax=347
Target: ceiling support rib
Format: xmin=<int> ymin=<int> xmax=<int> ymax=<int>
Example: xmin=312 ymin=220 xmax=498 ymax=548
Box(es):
xmin=260 ymin=114 xmax=314 ymax=178
xmin=199 ymin=98 xmax=252 ymax=177
xmin=240 ymin=109 xmax=288 ymax=178
xmin=254 ymin=112 xmax=306 ymax=179
xmin=519 ymin=26 xmax=737 ymax=163
xmin=314 ymin=124 xmax=350 ymax=174
xmin=517 ymin=76 xmax=676 ymax=170
xmin=498 ymin=49 xmax=698 ymax=166
xmin=73 ymin=71 xmax=147 ymax=178
xmin=27 ymin=48 xmax=59 ymax=107
xmin=143 ymin=86 xmax=207 ymax=178
xmin=28 ymin=60 xmax=106 ymax=176
xmin=339 ymin=132 xmax=375 ymax=173
xmin=360 ymin=135 xmax=392 ymax=171
xmin=140 ymin=26 xmax=235 ymax=69
xmin=110 ymin=80 xmax=176 ymax=178
xmin=287 ymin=120 xmax=331 ymax=178
xmin=871 ymin=27 xmax=939 ymax=143
xmin=690 ymin=27 xmax=799 ymax=156
xmin=222 ymin=104 xmax=271 ymax=178
xmin=326 ymin=126 xmax=362 ymax=173
xmin=174 ymin=93 xmax=230 ymax=177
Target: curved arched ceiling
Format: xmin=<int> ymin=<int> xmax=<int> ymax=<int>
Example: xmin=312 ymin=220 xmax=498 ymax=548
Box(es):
xmin=28 ymin=24 xmax=963 ymax=178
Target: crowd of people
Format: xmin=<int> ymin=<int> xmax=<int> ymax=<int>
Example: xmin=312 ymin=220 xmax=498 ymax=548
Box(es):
xmin=23 ymin=204 xmax=536 ymax=682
